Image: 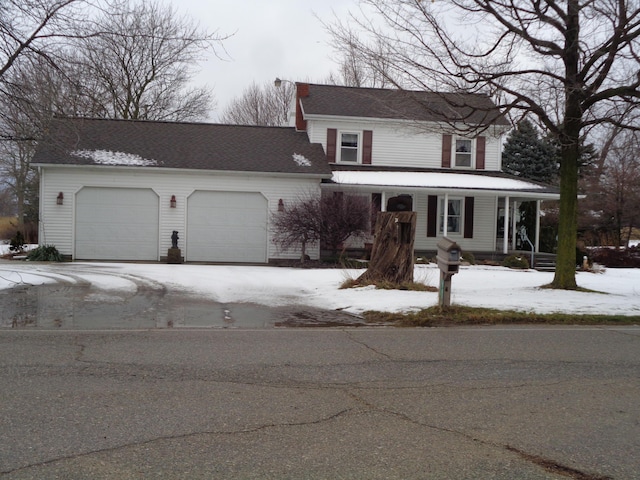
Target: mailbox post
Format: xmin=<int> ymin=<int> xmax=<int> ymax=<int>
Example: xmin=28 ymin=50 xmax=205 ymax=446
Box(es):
xmin=436 ymin=237 xmax=461 ymax=307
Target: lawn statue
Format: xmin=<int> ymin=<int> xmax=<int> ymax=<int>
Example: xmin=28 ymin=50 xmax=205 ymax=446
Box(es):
xmin=168 ymin=231 xmax=182 ymax=264
xmin=171 ymin=230 xmax=179 ymax=249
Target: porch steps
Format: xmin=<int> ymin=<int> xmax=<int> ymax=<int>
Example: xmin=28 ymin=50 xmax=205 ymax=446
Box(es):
xmin=533 ymin=254 xmax=556 ymax=272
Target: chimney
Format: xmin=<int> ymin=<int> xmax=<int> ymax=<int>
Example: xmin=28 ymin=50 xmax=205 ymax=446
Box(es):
xmin=295 ymin=83 xmax=309 ymax=132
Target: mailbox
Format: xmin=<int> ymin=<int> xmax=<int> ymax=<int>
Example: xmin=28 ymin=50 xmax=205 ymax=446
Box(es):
xmin=436 ymin=237 xmax=461 ymax=275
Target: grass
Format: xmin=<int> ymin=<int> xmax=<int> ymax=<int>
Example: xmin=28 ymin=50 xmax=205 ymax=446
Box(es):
xmin=340 ymin=277 xmax=437 ymax=292
xmin=363 ymin=305 xmax=640 ymax=326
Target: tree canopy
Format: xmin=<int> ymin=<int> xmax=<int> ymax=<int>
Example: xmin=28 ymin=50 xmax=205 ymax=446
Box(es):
xmin=502 ymin=120 xmax=558 ymax=184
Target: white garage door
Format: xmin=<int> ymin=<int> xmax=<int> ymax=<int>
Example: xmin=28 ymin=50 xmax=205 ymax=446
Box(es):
xmin=187 ymin=191 xmax=267 ymax=263
xmin=75 ymin=187 xmax=159 ymax=261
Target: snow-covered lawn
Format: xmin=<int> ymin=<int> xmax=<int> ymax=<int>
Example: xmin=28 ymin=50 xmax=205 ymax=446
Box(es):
xmin=0 ymin=259 xmax=638 ymax=317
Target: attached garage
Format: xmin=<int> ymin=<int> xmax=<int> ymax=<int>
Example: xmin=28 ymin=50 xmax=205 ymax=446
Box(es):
xmin=75 ymin=187 xmax=159 ymax=261
xmin=187 ymin=191 xmax=267 ymax=263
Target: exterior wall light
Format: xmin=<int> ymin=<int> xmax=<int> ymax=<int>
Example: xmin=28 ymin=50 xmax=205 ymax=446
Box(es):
xmin=170 ymin=195 xmax=177 ymax=208
xmin=56 ymin=192 xmax=64 ymax=205
xmin=278 ymin=199 xmax=284 ymax=211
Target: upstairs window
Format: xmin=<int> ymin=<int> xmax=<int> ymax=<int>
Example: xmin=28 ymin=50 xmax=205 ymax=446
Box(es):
xmin=340 ymin=132 xmax=359 ymax=162
xmin=455 ymin=138 xmax=473 ymax=167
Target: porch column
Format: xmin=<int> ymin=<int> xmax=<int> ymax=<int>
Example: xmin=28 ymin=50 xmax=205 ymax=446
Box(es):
xmin=381 ymin=192 xmax=387 ymax=212
xmin=535 ymin=200 xmax=541 ymax=253
xmin=511 ymin=200 xmax=518 ymax=251
xmin=443 ymin=193 xmax=449 ymax=236
xmin=503 ymin=196 xmax=509 ymax=254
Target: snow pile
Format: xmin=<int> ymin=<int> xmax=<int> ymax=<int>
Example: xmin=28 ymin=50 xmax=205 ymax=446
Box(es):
xmin=0 ymin=262 xmax=639 ymax=317
xmin=72 ymin=150 xmax=157 ymax=167
xmin=292 ymin=153 xmax=312 ymax=167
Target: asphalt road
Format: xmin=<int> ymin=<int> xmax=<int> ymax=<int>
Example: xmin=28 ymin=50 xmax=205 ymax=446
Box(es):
xmin=1 ymin=326 xmax=639 ymax=479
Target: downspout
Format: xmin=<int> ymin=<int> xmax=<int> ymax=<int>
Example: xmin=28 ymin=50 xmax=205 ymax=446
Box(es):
xmin=535 ymin=200 xmax=541 ymax=253
xmin=443 ymin=193 xmax=449 ymax=237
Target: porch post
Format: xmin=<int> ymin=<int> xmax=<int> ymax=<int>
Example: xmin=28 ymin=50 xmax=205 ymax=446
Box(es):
xmin=381 ymin=192 xmax=387 ymax=212
xmin=503 ymin=196 xmax=509 ymax=254
xmin=511 ymin=200 xmax=518 ymax=251
xmin=535 ymin=200 xmax=541 ymax=253
xmin=443 ymin=193 xmax=449 ymax=236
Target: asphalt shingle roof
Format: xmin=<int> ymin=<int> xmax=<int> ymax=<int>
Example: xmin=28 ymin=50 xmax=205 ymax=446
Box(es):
xmin=300 ymin=84 xmax=510 ymax=126
xmin=33 ymin=117 xmax=333 ymax=176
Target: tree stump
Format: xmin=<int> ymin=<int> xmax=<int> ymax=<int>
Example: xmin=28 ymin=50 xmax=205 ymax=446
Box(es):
xmin=357 ymin=211 xmax=417 ymax=285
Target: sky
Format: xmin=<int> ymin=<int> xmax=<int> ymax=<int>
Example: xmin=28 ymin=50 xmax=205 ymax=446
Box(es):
xmin=174 ymin=0 xmax=359 ymax=121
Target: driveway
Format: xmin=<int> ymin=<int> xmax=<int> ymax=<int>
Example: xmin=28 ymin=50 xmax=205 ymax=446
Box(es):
xmin=1 ymin=327 xmax=639 ymax=479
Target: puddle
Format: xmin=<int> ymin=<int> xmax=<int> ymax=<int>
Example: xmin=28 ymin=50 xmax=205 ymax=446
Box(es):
xmin=0 ymin=284 xmax=366 ymax=329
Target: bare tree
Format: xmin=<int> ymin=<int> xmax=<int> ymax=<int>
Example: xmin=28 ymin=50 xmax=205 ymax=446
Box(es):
xmin=220 ymin=80 xmax=295 ymax=126
xmin=271 ymin=193 xmax=370 ymax=263
xmin=327 ymin=0 xmax=640 ymax=289
xmin=71 ymin=0 xmax=227 ymax=121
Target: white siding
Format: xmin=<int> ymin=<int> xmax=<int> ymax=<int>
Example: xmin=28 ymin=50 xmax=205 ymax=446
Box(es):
xmin=306 ymin=118 xmax=503 ymax=171
xmin=39 ymin=167 xmax=322 ymax=261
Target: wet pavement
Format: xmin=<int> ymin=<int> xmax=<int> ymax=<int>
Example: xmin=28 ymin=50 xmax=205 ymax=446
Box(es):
xmin=0 ymin=282 xmax=368 ymax=330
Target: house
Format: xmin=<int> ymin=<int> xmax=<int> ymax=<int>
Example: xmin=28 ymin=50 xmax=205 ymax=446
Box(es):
xmin=33 ymin=83 xmax=559 ymax=263
xmin=33 ymin=119 xmax=331 ymax=262
xmin=291 ymin=83 xmax=559 ymax=256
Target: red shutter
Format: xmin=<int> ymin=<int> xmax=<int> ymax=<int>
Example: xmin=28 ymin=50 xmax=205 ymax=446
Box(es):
xmin=475 ymin=136 xmax=485 ymax=170
xmin=427 ymin=195 xmax=438 ymax=237
xmin=464 ymin=196 xmax=475 ymax=238
xmin=326 ymin=129 xmax=337 ymax=163
xmin=363 ymin=130 xmax=373 ymax=164
xmin=442 ymin=134 xmax=452 ymax=168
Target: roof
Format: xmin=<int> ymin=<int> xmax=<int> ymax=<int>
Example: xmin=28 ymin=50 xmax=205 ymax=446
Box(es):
xmin=325 ymin=165 xmax=559 ymax=198
xmin=32 ymin=117 xmax=333 ymax=176
xmin=299 ymin=84 xmax=510 ymax=126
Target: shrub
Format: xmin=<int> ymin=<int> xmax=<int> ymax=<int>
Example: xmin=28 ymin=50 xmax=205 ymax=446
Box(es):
xmin=9 ymin=231 xmax=26 ymax=252
xmin=502 ymin=255 xmax=530 ymax=269
xmin=26 ymin=245 xmax=63 ymax=262
xmin=461 ymin=251 xmax=476 ymax=264
xmin=590 ymin=246 xmax=640 ymax=268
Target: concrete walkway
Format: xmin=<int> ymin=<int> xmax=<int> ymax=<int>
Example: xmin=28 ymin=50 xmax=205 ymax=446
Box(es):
xmin=1 ymin=326 xmax=639 ymax=479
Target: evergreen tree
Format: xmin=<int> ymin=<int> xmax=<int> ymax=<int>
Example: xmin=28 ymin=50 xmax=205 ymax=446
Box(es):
xmin=502 ymin=120 xmax=558 ymax=184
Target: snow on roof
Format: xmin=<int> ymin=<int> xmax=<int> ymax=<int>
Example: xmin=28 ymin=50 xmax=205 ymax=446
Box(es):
xmin=72 ymin=149 xmax=157 ymax=167
xmin=292 ymin=153 xmax=311 ymax=167
xmin=331 ymin=170 xmax=545 ymax=192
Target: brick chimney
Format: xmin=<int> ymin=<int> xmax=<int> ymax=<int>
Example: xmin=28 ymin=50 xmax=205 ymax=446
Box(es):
xmin=295 ymin=83 xmax=309 ymax=132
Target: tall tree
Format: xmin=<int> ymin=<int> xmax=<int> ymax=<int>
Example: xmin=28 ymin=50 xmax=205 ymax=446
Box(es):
xmin=220 ymin=80 xmax=295 ymax=126
xmin=502 ymin=120 xmax=558 ymax=184
xmin=327 ymin=0 xmax=640 ymax=289
xmin=72 ymin=0 xmax=226 ymax=121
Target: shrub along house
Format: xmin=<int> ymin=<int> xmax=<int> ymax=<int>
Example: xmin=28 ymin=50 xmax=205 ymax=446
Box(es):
xmin=33 ymin=83 xmax=559 ymax=263
xmin=291 ymin=83 xmax=559 ymax=257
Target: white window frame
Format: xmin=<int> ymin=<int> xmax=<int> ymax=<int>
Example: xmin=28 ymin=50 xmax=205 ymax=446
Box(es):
xmin=338 ymin=131 xmax=361 ymax=163
xmin=453 ymin=137 xmax=474 ymax=168
xmin=438 ymin=197 xmax=463 ymax=235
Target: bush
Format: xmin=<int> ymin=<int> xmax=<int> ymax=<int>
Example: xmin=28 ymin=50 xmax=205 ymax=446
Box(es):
xmin=590 ymin=246 xmax=640 ymax=268
xmin=502 ymin=255 xmax=530 ymax=269
xmin=9 ymin=231 xmax=26 ymax=252
xmin=26 ymin=245 xmax=63 ymax=262
xmin=461 ymin=251 xmax=476 ymax=264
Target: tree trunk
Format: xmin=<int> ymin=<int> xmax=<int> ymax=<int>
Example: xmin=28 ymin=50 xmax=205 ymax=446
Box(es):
xmin=357 ymin=212 xmax=416 ymax=285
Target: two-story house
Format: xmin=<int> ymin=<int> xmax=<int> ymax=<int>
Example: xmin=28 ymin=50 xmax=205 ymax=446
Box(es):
xmin=293 ymin=83 xmax=559 ymax=256
xmin=32 ymin=83 xmax=558 ymax=263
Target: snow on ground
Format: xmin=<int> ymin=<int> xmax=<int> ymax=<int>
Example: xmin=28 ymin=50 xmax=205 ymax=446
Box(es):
xmin=0 ymin=260 xmax=638 ymax=317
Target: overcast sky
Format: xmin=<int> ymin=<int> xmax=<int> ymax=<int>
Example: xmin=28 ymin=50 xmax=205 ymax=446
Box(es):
xmin=174 ymin=0 xmax=359 ymax=121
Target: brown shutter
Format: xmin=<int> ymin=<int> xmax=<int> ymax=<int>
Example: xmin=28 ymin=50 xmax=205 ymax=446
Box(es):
xmin=362 ymin=130 xmax=373 ymax=164
xmin=464 ymin=196 xmax=475 ymax=238
xmin=326 ymin=128 xmax=337 ymax=163
xmin=427 ymin=195 xmax=438 ymax=237
xmin=475 ymin=136 xmax=485 ymax=170
xmin=442 ymin=134 xmax=452 ymax=168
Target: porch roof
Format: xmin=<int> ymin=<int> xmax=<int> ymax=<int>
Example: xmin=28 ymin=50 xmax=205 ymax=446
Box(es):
xmin=324 ymin=169 xmax=560 ymax=200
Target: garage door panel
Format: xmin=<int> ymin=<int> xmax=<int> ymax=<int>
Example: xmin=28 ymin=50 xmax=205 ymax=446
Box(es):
xmin=187 ymin=191 xmax=267 ymax=263
xmin=75 ymin=187 xmax=159 ymax=261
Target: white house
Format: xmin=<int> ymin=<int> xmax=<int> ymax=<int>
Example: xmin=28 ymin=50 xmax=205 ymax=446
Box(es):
xmin=292 ymin=83 xmax=559 ymax=256
xmin=33 ymin=83 xmax=558 ymax=263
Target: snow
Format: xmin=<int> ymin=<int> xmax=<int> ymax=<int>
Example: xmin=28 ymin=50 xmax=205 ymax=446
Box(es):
xmin=0 ymin=261 xmax=638 ymax=317
xmin=292 ymin=153 xmax=312 ymax=167
xmin=332 ymin=170 xmax=545 ymax=191
xmin=71 ymin=149 xmax=157 ymax=167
